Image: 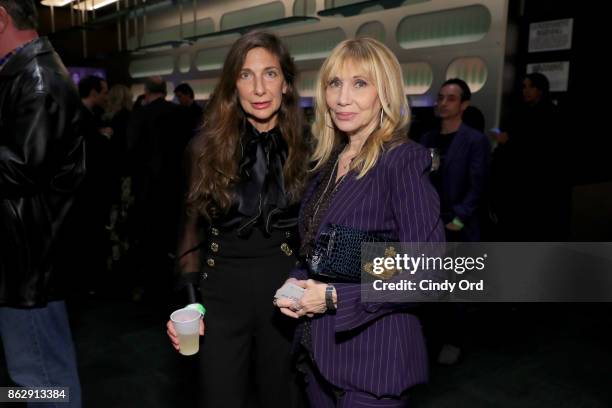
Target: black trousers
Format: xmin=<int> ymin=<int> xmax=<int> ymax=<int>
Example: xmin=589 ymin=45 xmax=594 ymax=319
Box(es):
xmin=198 ymin=229 xmax=305 ymax=408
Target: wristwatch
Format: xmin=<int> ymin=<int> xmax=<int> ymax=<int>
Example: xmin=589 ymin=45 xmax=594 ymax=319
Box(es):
xmin=325 ymin=284 xmax=336 ymax=312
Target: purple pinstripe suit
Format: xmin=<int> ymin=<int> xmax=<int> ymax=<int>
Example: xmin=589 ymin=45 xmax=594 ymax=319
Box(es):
xmin=291 ymin=140 xmax=445 ymax=401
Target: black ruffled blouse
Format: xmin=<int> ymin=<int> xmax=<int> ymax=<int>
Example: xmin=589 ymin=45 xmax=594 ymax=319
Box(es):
xmin=215 ymin=121 xmax=299 ymax=235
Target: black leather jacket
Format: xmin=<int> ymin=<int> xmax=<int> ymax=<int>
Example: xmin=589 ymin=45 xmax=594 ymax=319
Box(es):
xmin=0 ymin=37 xmax=85 ymax=307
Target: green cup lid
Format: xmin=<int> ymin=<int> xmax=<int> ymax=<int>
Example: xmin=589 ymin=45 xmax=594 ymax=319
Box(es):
xmin=186 ymin=303 xmax=206 ymax=316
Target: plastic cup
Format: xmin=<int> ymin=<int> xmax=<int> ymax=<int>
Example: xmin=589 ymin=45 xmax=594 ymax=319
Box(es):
xmin=170 ymin=308 xmax=202 ymax=356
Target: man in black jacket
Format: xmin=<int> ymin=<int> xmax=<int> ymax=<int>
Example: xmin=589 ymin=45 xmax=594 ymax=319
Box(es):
xmin=128 ymin=76 xmax=193 ymax=302
xmin=492 ymin=73 xmax=570 ymax=241
xmin=73 ymin=75 xmax=114 ymax=296
xmin=0 ymin=1 xmax=83 ymax=404
xmin=174 ymin=82 xmax=204 ymax=131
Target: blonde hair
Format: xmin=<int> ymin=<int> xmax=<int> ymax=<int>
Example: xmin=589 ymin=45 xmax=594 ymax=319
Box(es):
xmin=311 ymin=37 xmax=410 ymax=178
xmin=103 ymin=84 xmax=133 ymax=120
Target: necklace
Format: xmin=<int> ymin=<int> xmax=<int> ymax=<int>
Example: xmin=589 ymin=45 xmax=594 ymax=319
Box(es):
xmin=306 ymin=148 xmax=349 ymax=247
xmin=337 ymin=144 xmax=355 ymax=176
xmin=312 ymin=158 xmax=338 ymax=220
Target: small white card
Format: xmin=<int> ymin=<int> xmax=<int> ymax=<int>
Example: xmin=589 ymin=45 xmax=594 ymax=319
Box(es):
xmin=274 ymin=282 xmax=305 ymax=302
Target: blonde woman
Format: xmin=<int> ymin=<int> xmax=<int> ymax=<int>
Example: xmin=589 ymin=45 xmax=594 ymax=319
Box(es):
xmin=275 ymin=38 xmax=444 ymax=407
xmin=104 ymin=84 xmax=133 ymax=121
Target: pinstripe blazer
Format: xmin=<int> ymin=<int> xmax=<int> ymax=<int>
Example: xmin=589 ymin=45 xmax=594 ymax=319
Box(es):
xmin=291 ymin=140 xmax=445 ymax=397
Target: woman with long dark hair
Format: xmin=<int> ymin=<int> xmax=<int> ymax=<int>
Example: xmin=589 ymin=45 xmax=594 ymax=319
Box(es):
xmin=166 ymin=31 xmax=308 ymax=407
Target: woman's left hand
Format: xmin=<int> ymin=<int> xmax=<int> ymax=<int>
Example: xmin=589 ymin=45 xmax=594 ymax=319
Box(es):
xmin=275 ymin=279 xmax=336 ymax=318
xmin=294 ymin=279 xmax=332 ymax=317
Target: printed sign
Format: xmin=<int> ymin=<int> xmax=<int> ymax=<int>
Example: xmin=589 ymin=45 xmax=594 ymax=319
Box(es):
xmin=529 ymin=19 xmax=573 ymax=52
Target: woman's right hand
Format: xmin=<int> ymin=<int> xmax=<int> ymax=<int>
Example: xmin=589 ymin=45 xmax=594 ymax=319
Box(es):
xmin=166 ymin=319 xmax=205 ymax=352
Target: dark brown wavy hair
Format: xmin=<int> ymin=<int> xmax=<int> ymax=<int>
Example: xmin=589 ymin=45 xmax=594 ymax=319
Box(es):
xmin=187 ymin=31 xmax=308 ymax=220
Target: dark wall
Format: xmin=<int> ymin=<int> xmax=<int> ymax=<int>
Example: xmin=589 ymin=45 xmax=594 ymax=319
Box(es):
xmin=36 ymin=5 xmax=132 ymax=87
xmin=504 ymin=0 xmax=608 ymax=185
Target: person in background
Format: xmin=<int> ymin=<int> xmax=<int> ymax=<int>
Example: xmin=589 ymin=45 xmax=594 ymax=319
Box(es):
xmin=419 ymin=78 xmax=490 ymax=366
xmin=79 ymin=75 xmax=112 ymax=137
xmin=103 ymin=84 xmax=134 ymax=276
xmin=174 ymin=82 xmax=204 ymax=131
xmin=75 ymin=75 xmax=115 ymax=296
xmin=492 ymin=72 xmax=570 ymax=241
xmin=133 ymin=93 xmax=146 ymax=110
xmin=103 ymin=84 xmax=133 ymax=185
xmin=421 ymin=78 xmax=490 ymax=242
xmin=127 ymin=76 xmax=193 ymax=303
xmin=0 ymin=1 xmax=84 ymax=405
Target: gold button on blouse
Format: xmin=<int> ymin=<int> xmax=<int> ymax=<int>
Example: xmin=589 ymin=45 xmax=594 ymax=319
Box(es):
xmin=206 ymin=258 xmax=215 ymax=267
xmin=210 ymin=242 xmax=219 ymax=252
xmin=211 ymin=228 xmax=219 ymax=236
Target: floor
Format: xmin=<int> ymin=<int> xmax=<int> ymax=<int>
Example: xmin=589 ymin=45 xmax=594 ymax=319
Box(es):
xmin=1 ymin=298 xmax=610 ymax=408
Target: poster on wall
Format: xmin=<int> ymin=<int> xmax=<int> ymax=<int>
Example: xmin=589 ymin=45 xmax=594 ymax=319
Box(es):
xmin=528 ymin=19 xmax=573 ymax=53
xmin=526 ymin=61 xmax=570 ymax=92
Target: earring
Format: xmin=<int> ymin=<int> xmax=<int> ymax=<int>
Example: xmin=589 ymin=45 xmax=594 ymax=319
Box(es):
xmin=379 ymin=109 xmax=385 ymax=127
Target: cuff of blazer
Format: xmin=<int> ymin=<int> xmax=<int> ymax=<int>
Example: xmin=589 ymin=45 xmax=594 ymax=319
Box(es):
xmin=334 ymin=283 xmax=392 ymax=332
xmin=289 ymin=265 xmax=309 ymax=281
